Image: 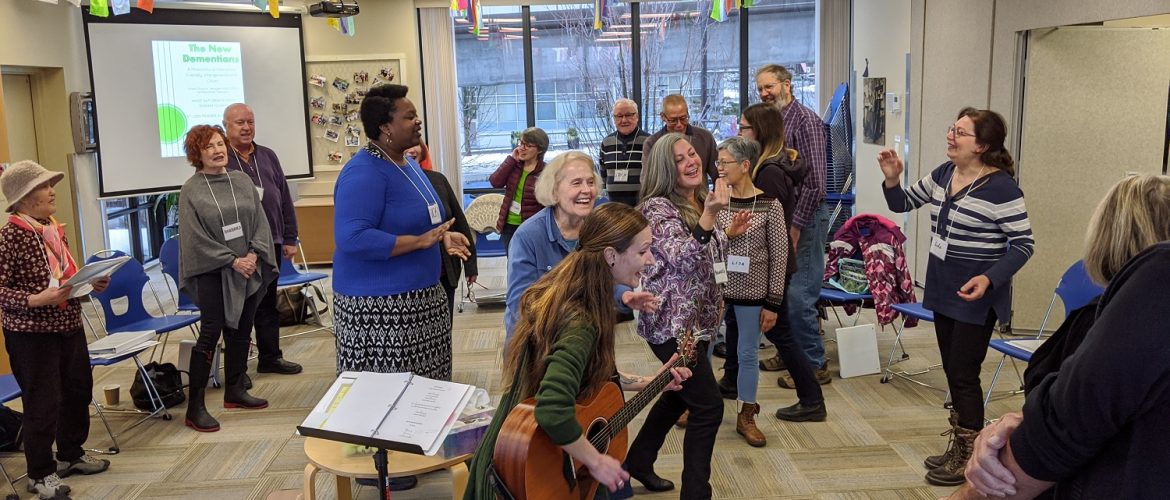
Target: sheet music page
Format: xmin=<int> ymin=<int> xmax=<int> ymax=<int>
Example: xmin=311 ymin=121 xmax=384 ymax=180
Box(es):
xmin=375 ymin=376 xmax=473 ymax=454
xmin=301 ymin=372 xmax=358 ymax=430
xmin=311 ymin=372 xmax=412 ymax=436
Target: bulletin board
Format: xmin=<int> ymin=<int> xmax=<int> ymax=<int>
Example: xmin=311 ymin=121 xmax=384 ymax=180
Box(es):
xmin=304 ymin=54 xmax=405 ymax=167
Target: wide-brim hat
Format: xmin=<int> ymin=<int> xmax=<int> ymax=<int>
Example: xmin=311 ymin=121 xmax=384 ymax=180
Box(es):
xmin=1 ymin=160 xmax=65 ymax=213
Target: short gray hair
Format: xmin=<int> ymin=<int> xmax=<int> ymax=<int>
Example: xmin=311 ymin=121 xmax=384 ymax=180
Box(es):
xmin=613 ymin=98 xmax=638 ymax=112
xmin=718 ymin=137 xmax=761 ymax=167
xmin=535 ymin=151 xmax=601 ymax=207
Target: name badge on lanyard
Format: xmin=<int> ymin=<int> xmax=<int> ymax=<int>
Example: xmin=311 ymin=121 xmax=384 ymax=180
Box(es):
xmin=930 ymin=235 xmax=948 ymax=261
xmin=428 ymin=203 xmax=442 ymax=224
xmin=614 ymin=169 xmax=629 ymax=182
xmin=255 ymin=186 xmax=264 ymax=200
xmin=508 ymin=201 xmax=522 ymax=216
xmin=727 ymin=255 xmax=750 ymax=273
xmin=223 ymin=222 xmax=245 ymax=241
xmin=713 ymin=261 xmax=729 ymax=284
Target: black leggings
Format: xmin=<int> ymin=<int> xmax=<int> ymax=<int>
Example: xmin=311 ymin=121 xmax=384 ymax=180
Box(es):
xmin=934 ymin=311 xmax=995 ymax=430
xmin=193 ymin=272 xmax=266 ymax=387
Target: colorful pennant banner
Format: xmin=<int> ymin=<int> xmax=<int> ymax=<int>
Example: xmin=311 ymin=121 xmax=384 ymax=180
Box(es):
xmin=326 ymin=16 xmax=357 ymax=37
xmin=89 ymin=0 xmax=109 ymax=17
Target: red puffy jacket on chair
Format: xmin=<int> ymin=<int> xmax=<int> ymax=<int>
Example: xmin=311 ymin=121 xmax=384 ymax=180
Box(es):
xmin=824 ymin=213 xmax=918 ymax=327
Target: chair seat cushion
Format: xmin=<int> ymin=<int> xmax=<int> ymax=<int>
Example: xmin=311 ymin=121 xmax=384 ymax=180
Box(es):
xmin=278 ymin=272 xmax=329 ymax=287
xmin=988 ymin=338 xmax=1034 ymax=362
xmin=819 ymin=287 xmax=873 ymax=302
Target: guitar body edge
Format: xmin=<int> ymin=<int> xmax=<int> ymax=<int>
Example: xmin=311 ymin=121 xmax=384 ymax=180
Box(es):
xmin=492 ymin=383 xmax=628 ymax=500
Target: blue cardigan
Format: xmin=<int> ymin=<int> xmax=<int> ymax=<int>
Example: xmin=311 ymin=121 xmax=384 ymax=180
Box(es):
xmin=332 ymin=148 xmax=446 ymax=297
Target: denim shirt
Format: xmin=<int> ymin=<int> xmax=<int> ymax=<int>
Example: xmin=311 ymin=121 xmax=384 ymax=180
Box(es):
xmin=504 ymin=207 xmax=632 ymax=343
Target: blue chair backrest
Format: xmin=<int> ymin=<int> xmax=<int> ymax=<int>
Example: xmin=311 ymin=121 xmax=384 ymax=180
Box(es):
xmin=280 ymin=256 xmax=301 ymax=278
xmin=86 ymin=250 xmax=154 ymax=332
xmin=1055 ymin=260 xmax=1106 ymax=318
xmin=158 ymin=236 xmax=198 ymax=310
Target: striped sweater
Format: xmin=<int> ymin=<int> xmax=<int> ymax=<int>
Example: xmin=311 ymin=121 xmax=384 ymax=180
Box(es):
xmin=883 ymin=161 xmax=1034 ymax=325
xmin=598 ymin=129 xmax=649 ymax=206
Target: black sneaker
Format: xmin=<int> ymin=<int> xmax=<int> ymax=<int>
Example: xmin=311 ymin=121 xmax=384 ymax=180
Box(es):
xmin=712 ymin=342 xmax=728 ymax=358
xmin=257 ymin=358 xmax=303 ymax=375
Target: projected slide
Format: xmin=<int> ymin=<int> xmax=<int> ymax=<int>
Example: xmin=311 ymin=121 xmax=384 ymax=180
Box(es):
xmin=151 ymin=41 xmax=245 ymax=157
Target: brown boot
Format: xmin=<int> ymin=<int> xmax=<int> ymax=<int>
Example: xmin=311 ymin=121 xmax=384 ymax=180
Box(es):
xmin=925 ymin=425 xmax=978 ymax=486
xmin=674 ymin=410 xmax=688 ymax=429
xmin=923 ymin=410 xmax=959 ymax=469
xmin=736 ymin=401 xmax=766 ymax=447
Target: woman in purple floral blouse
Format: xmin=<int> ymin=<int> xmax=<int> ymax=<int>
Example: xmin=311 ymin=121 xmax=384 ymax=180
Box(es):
xmin=623 ymin=132 xmax=743 ymax=499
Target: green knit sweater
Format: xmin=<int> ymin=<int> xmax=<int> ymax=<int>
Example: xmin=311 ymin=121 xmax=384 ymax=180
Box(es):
xmin=464 ymin=320 xmax=605 ymax=499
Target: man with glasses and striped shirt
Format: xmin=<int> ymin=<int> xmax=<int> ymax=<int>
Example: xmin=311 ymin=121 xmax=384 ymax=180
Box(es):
xmin=599 ymin=98 xmax=650 ymax=207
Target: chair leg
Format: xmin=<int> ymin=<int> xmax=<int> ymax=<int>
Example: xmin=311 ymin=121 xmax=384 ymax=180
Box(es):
xmin=88 ymin=398 xmax=121 ymax=455
xmin=303 ymin=463 xmax=319 ymax=500
xmin=881 ymin=318 xmax=945 ymax=392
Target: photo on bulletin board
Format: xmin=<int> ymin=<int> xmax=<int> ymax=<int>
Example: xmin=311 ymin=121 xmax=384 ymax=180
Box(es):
xmin=305 ymin=54 xmax=404 ymax=168
xmin=863 ymin=77 xmax=886 ymax=145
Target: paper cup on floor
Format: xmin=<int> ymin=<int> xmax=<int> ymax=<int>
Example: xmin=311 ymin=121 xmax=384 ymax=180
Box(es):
xmin=103 ymin=384 xmax=120 ymax=406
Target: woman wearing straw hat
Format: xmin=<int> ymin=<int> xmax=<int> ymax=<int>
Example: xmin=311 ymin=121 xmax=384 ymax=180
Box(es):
xmin=0 ymin=161 xmax=112 ymax=499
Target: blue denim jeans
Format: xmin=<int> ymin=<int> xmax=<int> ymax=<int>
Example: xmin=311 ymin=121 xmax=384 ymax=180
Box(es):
xmin=784 ymin=204 xmax=831 ymax=367
xmin=730 ymin=304 xmax=763 ymax=403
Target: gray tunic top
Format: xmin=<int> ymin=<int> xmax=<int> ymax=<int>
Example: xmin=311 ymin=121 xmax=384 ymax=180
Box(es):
xmin=178 ymin=170 xmax=276 ymax=328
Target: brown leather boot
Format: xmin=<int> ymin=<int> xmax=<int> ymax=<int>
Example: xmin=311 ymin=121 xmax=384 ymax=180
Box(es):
xmin=736 ymin=401 xmax=766 ymax=447
xmin=925 ymin=425 xmax=978 ymax=486
xmin=674 ymin=410 xmax=688 ymax=428
xmin=924 ymin=409 xmax=959 ymax=469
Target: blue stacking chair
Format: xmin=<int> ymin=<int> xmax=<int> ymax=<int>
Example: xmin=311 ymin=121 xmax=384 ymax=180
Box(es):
xmin=983 ymin=260 xmax=1104 ymax=406
xmin=818 ymin=287 xmax=873 ymax=329
xmin=157 ymin=236 xmax=200 ymax=314
xmin=881 ymin=302 xmax=947 ymax=395
xmin=277 ymin=243 xmax=333 ymax=337
xmin=0 ymin=375 xmax=23 ymax=499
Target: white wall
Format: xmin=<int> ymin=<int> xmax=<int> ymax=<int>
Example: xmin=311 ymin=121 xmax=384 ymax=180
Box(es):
xmin=850 ymin=0 xmax=909 ymax=224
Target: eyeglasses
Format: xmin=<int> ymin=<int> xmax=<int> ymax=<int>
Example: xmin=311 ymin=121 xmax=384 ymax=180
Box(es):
xmin=663 ymin=115 xmax=689 ymax=126
xmin=463 ymin=281 xmax=490 ymax=304
xmin=738 ymin=124 xmax=753 ymax=131
xmin=517 ymin=141 xmax=538 ymax=150
xmin=716 ymin=160 xmax=742 ymax=168
xmin=947 ymin=126 xmax=975 ymax=138
xmin=613 ymin=113 xmax=638 ymax=121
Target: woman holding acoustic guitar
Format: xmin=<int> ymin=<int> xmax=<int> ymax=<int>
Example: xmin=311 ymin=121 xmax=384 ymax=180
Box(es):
xmin=466 ymin=202 xmax=693 ymax=500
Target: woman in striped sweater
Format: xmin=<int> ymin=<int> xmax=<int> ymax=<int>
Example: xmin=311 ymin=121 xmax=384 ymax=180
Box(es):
xmin=878 ymin=107 xmax=1034 ymax=487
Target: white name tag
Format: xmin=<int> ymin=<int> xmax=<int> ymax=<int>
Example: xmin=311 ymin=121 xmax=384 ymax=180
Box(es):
xmin=614 ymin=169 xmax=629 ymax=182
xmin=427 ymin=203 xmax=442 ymax=225
xmin=713 ymin=261 xmax=729 ymax=284
xmin=223 ymin=222 xmax=245 ymax=241
xmin=255 ymin=186 xmax=264 ymax=199
xmin=930 ymin=235 xmax=948 ymax=261
xmin=49 ymin=277 xmax=60 ymax=289
xmin=728 ymin=255 xmax=750 ymax=273
xmin=508 ymin=201 xmax=522 ymax=215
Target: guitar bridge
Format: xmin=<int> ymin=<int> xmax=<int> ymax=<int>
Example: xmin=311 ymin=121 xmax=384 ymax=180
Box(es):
xmin=562 ymin=451 xmax=578 ymax=490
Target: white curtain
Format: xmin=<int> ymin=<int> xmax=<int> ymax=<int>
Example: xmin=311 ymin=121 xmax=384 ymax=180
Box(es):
xmin=418 ymin=7 xmax=464 ymax=196
xmin=817 ymin=0 xmax=851 ymax=114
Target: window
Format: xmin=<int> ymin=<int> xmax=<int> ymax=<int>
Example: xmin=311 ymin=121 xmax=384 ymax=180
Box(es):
xmin=103 ymin=195 xmax=168 ymax=262
xmin=447 ymin=1 xmax=817 ymax=185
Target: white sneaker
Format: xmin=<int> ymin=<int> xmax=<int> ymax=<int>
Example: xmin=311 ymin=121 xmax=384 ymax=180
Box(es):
xmin=56 ymin=454 xmax=110 ymax=477
xmin=27 ymin=473 xmax=70 ymax=499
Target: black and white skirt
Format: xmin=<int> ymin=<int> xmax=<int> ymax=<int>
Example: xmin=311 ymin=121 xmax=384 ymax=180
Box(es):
xmin=333 ymin=284 xmax=452 ymax=380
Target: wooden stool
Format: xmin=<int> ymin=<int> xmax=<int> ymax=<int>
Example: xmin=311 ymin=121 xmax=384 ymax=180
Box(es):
xmin=302 ymin=437 xmax=470 ymax=500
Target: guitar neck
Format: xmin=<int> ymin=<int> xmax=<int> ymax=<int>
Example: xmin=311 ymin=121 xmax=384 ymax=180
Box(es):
xmin=590 ymin=356 xmax=687 ymax=451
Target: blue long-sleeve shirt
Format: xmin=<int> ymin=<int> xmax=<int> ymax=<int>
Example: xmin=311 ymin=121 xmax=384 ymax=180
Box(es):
xmin=504 ymin=207 xmax=630 ymax=341
xmin=332 ymin=145 xmax=445 ymax=297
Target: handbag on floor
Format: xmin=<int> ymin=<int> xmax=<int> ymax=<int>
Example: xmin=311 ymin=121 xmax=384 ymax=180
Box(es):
xmin=276 ymin=284 xmax=328 ymax=326
xmin=130 ymin=361 xmax=187 ymax=410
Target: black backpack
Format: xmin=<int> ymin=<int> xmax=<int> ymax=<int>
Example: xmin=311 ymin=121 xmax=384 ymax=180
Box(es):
xmin=130 ymin=361 xmax=187 ymax=410
xmin=0 ymin=405 xmax=21 ymax=452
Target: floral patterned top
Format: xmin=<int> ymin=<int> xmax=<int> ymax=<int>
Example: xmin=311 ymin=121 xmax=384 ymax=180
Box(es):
xmin=636 ymin=197 xmax=725 ymax=345
xmin=0 ymin=221 xmax=83 ymax=333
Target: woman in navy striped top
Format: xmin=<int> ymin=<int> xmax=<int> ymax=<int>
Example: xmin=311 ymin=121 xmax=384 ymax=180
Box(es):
xmin=878 ymin=107 xmax=1034 ymax=487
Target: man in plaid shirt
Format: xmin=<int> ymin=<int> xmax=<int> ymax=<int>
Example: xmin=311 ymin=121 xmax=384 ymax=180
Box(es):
xmin=756 ymin=64 xmax=832 ymax=387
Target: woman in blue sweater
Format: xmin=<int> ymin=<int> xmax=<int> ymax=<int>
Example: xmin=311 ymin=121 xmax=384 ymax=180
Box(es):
xmin=332 ymin=84 xmax=470 ymax=381
xmin=879 ymin=107 xmax=1034 ymax=487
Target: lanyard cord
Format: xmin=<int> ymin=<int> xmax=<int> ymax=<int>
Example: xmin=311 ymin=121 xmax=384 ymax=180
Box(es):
xmin=231 ymin=146 xmax=263 ymax=193
xmin=370 ymin=141 xmax=439 ymax=208
xmin=202 ymin=172 xmax=242 ymax=229
xmin=939 ymin=165 xmax=987 ymax=240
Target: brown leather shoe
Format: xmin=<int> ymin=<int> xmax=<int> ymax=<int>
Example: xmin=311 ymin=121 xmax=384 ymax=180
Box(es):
xmin=759 ymin=354 xmax=786 ymax=372
xmin=777 ymin=363 xmax=832 ymax=389
xmin=674 ymin=410 xmax=688 ymax=429
xmin=736 ymin=402 xmax=766 ymax=447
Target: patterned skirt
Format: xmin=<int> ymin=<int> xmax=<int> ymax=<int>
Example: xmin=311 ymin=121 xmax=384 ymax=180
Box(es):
xmin=333 ymin=284 xmax=452 ymax=380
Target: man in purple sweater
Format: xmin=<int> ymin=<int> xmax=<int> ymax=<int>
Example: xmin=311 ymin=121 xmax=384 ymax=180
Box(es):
xmin=223 ymin=103 xmax=303 ymax=378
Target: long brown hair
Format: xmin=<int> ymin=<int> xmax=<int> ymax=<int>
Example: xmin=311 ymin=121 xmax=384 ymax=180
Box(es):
xmin=742 ymin=103 xmax=792 ymax=178
xmin=638 ymin=133 xmax=706 ymax=229
xmin=502 ymin=203 xmax=648 ymax=399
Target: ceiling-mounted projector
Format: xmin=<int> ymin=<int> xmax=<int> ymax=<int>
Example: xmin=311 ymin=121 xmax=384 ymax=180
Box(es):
xmin=308 ymin=1 xmax=359 ymax=18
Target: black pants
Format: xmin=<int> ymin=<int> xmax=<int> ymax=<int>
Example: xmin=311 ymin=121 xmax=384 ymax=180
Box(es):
xmin=500 ymin=223 xmax=519 ymax=257
xmin=442 ymin=279 xmax=457 ymax=321
xmin=723 ymin=297 xmax=823 ymax=406
xmin=5 ymin=329 xmax=92 ymax=480
xmin=626 ymin=339 xmax=722 ymax=499
xmin=251 ymin=266 xmax=284 ymax=365
xmin=934 ymin=311 xmax=995 ymax=430
xmin=194 ymin=272 xmax=266 ymax=385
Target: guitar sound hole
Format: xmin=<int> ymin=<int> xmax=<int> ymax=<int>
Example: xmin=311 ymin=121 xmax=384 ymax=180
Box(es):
xmin=585 ymin=417 xmax=610 ymax=454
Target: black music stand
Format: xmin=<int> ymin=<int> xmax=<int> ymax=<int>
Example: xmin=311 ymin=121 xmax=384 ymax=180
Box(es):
xmin=295 ymin=426 xmax=424 ymax=500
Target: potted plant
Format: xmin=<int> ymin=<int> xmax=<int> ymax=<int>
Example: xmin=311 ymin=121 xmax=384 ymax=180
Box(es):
xmin=566 ymin=127 xmax=580 ymax=149
xmin=510 ymin=130 xmax=523 ymax=149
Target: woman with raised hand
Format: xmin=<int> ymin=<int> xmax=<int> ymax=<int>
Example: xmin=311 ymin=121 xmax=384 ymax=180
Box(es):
xmin=491 ymin=127 xmax=549 ymax=255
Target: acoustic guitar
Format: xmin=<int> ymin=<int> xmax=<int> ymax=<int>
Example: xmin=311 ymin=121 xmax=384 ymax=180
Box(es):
xmin=492 ymin=330 xmax=703 ymax=499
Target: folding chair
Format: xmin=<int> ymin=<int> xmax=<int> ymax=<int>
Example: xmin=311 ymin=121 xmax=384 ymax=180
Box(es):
xmin=983 ymin=260 xmax=1104 ymax=406
xmin=0 ymin=375 xmax=24 ymax=500
xmin=818 ymin=287 xmax=872 ymax=328
xmin=459 ymin=193 xmax=507 ymax=313
xmin=276 ymin=242 xmax=333 ymax=337
xmin=881 ymin=302 xmax=946 ymax=394
xmin=157 ymin=236 xmax=200 ymax=315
